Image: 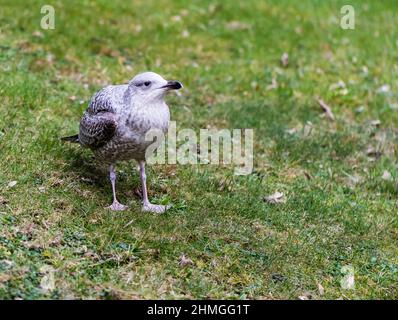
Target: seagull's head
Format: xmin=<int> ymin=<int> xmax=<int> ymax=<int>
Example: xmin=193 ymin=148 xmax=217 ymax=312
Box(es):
xmin=128 ymin=71 xmax=182 ymax=104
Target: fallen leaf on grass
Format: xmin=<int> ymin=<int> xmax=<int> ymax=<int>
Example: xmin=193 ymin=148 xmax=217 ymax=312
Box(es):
xmin=390 ymin=103 xmax=398 ymax=111
xmin=366 ymin=147 xmax=382 ymax=160
xmin=171 ymin=15 xmax=182 ymax=22
xmin=285 ymin=128 xmax=298 ymax=135
xmin=134 ymin=25 xmax=142 ymax=33
xmin=303 ymin=121 xmax=314 ymax=138
xmin=49 ymin=233 xmax=63 ymax=247
xmin=181 ymin=30 xmax=190 ymax=38
xmin=133 ymin=187 xmax=142 ymax=199
xmin=124 ymin=219 xmax=135 ymax=228
xmin=225 ymin=21 xmax=251 ymax=30
xmin=32 ymin=31 xmax=44 ymax=38
xmin=39 ymin=265 xmax=55 ymax=294
xmin=0 ymin=273 xmax=11 ymax=283
xmin=40 ymin=273 xmax=55 ymax=293
xmin=98 ymin=47 xmax=121 ymax=58
xmin=263 ymin=192 xmax=286 ymax=204
xmin=178 ymin=254 xmax=194 ymax=267
xmin=342 ymin=171 xmax=362 ymax=188
xmin=369 ymin=119 xmax=381 ymax=127
xmin=280 ymin=52 xmax=289 ymax=67
xmin=318 ymin=283 xmax=325 ymax=296
xmin=0 ymin=260 xmax=14 ymax=269
xmin=303 ymin=171 xmax=312 ymax=180
xmin=8 ymin=181 xmax=17 ymax=188
xmin=50 ymin=178 xmax=64 ymax=187
xmin=298 ymin=292 xmax=312 ymax=300
xmin=329 ymin=80 xmax=346 ymax=91
xmin=266 ymin=78 xmax=278 ymax=91
xmin=317 ymin=99 xmax=335 ymax=121
xmin=0 ymin=196 xmax=7 ymax=205
xmin=355 ymin=106 xmax=365 ymax=113
xmin=81 ymin=177 xmax=95 ymax=184
xmin=18 ymin=222 xmax=37 ymax=237
xmin=348 ymin=174 xmax=361 ymax=186
xmin=376 ymin=84 xmax=390 ymax=94
xmin=381 ymin=170 xmax=392 ymax=181
xmin=323 ymin=50 xmax=333 ymax=61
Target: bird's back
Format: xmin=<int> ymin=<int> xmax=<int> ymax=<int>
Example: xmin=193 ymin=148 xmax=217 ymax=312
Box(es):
xmin=86 ymin=84 xmax=128 ymax=115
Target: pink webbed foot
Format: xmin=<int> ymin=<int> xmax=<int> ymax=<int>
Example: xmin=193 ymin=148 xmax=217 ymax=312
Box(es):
xmin=142 ymin=203 xmax=172 ymax=214
xmin=107 ymin=201 xmax=128 ymax=211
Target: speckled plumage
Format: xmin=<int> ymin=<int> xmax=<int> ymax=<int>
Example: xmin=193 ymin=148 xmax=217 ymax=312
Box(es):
xmin=79 ymin=82 xmax=169 ymax=163
xmin=64 ymin=72 xmax=182 ymax=213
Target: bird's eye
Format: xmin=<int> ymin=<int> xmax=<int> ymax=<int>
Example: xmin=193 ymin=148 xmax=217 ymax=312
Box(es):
xmin=144 ymin=81 xmax=151 ymax=87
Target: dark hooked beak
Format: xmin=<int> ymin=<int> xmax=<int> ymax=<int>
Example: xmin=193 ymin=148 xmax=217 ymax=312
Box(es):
xmin=161 ymin=80 xmax=183 ymax=90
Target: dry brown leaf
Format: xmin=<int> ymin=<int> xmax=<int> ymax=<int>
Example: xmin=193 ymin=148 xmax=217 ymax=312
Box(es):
xmin=19 ymin=222 xmax=37 ymax=237
xmin=178 ymin=254 xmax=194 ymax=267
xmin=318 ymin=283 xmax=325 ymax=296
xmin=40 ymin=273 xmax=55 ymax=293
xmin=317 ymin=99 xmax=335 ymax=121
xmin=304 ymin=171 xmax=312 ymax=180
xmin=298 ymin=292 xmax=312 ymax=300
xmin=50 ymin=178 xmax=64 ymax=187
xmin=0 ymin=273 xmax=11 ymax=283
xmin=369 ymin=119 xmax=381 ymax=127
xmin=303 ymin=121 xmax=315 ymax=138
xmin=39 ymin=265 xmax=56 ymax=294
xmin=0 ymin=196 xmax=7 ymax=205
xmin=264 ymin=191 xmax=286 ymax=204
xmin=24 ymin=240 xmax=44 ymax=249
xmin=49 ymin=233 xmax=63 ymax=247
xmin=366 ymin=146 xmax=382 ymax=159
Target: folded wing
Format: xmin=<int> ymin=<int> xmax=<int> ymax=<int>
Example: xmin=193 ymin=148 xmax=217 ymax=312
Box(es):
xmin=79 ymin=89 xmax=117 ymax=149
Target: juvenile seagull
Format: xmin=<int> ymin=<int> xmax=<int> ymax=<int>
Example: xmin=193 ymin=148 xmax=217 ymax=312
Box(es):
xmin=62 ymin=72 xmax=182 ymax=213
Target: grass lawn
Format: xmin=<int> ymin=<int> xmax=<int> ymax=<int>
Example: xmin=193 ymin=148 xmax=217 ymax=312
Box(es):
xmin=0 ymin=0 xmax=398 ymax=299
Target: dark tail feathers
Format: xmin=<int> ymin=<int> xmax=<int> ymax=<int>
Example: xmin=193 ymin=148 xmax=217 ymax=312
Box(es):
xmin=61 ymin=134 xmax=79 ymax=143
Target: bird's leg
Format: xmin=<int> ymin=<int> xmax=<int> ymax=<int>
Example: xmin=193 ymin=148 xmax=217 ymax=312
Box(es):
xmin=139 ymin=161 xmax=171 ymax=214
xmin=107 ymin=165 xmax=128 ymax=211
xmin=139 ymin=161 xmax=150 ymax=207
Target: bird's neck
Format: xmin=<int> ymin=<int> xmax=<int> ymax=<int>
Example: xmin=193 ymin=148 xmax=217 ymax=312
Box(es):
xmin=123 ymin=87 xmax=166 ymax=110
xmin=131 ymin=98 xmax=166 ymax=110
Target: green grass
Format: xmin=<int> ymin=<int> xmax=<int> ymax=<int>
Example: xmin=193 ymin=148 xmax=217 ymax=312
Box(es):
xmin=1 ymin=0 xmax=398 ymax=299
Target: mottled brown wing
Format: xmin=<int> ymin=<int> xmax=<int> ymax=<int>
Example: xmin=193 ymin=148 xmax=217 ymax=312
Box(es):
xmin=79 ymin=111 xmax=116 ymax=149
